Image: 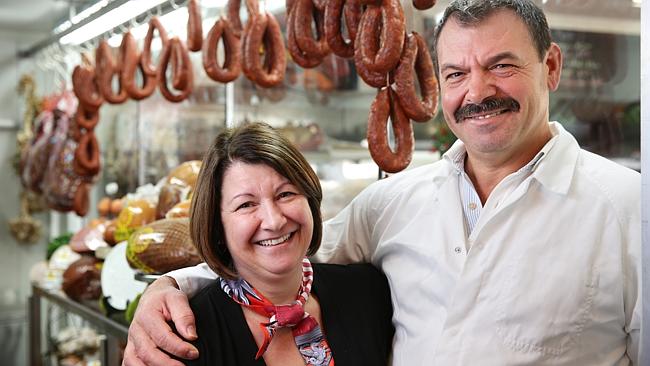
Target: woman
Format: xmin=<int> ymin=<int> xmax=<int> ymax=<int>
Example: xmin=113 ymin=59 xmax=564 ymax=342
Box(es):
xmin=184 ymin=122 xmax=394 ymax=366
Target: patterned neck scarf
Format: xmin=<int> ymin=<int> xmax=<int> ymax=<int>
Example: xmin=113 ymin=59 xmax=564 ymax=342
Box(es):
xmin=219 ymin=258 xmax=334 ymax=366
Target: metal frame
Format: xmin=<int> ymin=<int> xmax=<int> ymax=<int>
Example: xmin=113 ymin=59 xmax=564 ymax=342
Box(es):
xmin=29 ymin=285 xmax=128 ymax=366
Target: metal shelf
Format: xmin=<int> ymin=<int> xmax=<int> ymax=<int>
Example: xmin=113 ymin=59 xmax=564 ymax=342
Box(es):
xmin=29 ymin=285 xmax=128 ymax=366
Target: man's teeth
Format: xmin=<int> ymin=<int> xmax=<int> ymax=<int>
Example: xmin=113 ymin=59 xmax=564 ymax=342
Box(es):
xmin=258 ymin=233 xmax=291 ymax=247
xmin=469 ymin=110 xmax=505 ymax=120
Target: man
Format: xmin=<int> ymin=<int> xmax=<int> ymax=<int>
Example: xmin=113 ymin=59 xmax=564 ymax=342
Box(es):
xmin=123 ymin=0 xmax=640 ymax=365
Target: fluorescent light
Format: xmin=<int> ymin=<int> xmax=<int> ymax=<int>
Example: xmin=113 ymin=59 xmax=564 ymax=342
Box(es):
xmin=54 ymin=0 xmax=110 ymax=34
xmin=107 ymin=7 xmax=188 ymax=47
xmin=60 ymin=0 xmax=166 ymax=45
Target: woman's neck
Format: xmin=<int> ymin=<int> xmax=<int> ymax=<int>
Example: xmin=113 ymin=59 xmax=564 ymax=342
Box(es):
xmin=244 ymin=267 xmax=304 ymax=304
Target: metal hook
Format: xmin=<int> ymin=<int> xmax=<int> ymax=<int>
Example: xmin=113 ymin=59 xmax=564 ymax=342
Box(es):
xmin=170 ymin=0 xmax=182 ymax=10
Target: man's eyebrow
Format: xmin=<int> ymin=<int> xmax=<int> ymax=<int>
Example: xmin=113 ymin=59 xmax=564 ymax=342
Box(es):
xmin=439 ymin=51 xmax=523 ymax=74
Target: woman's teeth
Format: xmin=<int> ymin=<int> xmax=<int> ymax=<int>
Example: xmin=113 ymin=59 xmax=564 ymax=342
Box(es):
xmin=258 ymin=233 xmax=291 ymax=247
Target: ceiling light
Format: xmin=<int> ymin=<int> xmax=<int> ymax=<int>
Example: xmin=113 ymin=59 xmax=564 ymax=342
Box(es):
xmin=60 ymin=0 xmax=166 ymax=45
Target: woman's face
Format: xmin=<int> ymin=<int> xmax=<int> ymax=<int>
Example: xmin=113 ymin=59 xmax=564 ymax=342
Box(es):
xmin=220 ymin=161 xmax=313 ymax=282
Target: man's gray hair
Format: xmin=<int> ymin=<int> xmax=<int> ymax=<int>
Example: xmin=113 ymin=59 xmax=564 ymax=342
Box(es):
xmin=432 ymin=0 xmax=552 ymax=73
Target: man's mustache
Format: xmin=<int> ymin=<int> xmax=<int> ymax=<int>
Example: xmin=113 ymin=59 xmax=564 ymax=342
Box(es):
xmin=454 ymin=97 xmax=520 ymax=123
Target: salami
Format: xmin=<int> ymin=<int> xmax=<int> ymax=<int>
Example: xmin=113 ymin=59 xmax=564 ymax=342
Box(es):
xmin=95 ymin=39 xmax=128 ymax=104
xmin=367 ymin=87 xmax=414 ymax=173
xmin=394 ymin=32 xmax=438 ymax=122
xmin=158 ymin=38 xmax=194 ymax=103
xmin=202 ymin=18 xmax=241 ymax=83
xmin=141 ymin=17 xmax=169 ymax=76
xmin=356 ymin=0 xmax=405 ymax=74
xmin=187 ymin=0 xmax=203 ymax=52
xmin=120 ymin=32 xmax=157 ymax=100
xmin=243 ymin=13 xmax=286 ymax=87
xmin=294 ymin=0 xmax=330 ymax=59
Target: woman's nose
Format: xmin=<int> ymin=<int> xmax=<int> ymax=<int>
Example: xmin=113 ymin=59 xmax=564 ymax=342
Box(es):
xmin=259 ymin=201 xmax=287 ymax=231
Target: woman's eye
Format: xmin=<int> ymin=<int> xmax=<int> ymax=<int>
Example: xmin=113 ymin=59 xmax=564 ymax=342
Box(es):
xmin=235 ymin=202 xmax=254 ymax=211
xmin=278 ymin=191 xmax=296 ymax=199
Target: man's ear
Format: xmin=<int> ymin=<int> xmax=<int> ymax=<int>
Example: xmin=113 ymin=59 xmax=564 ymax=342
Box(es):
xmin=545 ymin=42 xmax=563 ymax=91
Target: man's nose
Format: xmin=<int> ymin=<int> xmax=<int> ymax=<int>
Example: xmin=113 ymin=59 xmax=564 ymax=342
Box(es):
xmin=259 ymin=201 xmax=287 ymax=231
xmin=465 ymin=71 xmax=496 ymax=104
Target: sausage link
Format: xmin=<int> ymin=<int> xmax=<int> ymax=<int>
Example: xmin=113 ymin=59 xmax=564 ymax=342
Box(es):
xmin=226 ymin=0 xmax=260 ymax=38
xmin=202 ymin=18 xmax=241 ymax=83
xmin=74 ymin=131 xmax=101 ymax=177
xmin=95 ymin=40 xmax=128 ymax=104
xmin=72 ymin=64 xmax=103 ymax=110
xmin=294 ymin=0 xmax=330 ymax=59
xmin=343 ymin=0 xmax=361 ymax=50
xmin=73 ymin=182 xmax=90 ymax=217
xmin=158 ymin=37 xmax=194 ymax=103
xmin=245 ymin=13 xmax=286 ymax=87
xmin=74 ymin=104 xmax=100 ymax=131
xmin=287 ymin=6 xmax=323 ymax=68
xmin=187 ymin=0 xmax=203 ymax=52
xmin=120 ymin=32 xmax=157 ymax=100
xmin=324 ymin=0 xmax=355 ymax=58
xmin=141 ymin=17 xmax=169 ymax=76
xmin=394 ymin=32 xmax=438 ymax=122
xmin=412 ymin=0 xmax=436 ymax=10
xmin=357 ymin=0 xmax=405 ymax=74
xmin=367 ymin=87 xmax=413 ymax=173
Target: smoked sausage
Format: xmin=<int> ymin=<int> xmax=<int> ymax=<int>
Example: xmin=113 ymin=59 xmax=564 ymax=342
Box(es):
xmin=158 ymin=37 xmax=194 ymax=103
xmin=95 ymin=39 xmax=128 ymax=104
xmin=187 ymin=0 xmax=203 ymax=52
xmin=394 ymin=32 xmax=438 ymax=122
xmin=367 ymin=87 xmax=414 ymax=173
xmin=202 ymin=18 xmax=241 ymax=83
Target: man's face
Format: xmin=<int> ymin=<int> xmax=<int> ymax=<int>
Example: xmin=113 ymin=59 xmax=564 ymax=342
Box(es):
xmin=436 ymin=9 xmax=562 ymax=160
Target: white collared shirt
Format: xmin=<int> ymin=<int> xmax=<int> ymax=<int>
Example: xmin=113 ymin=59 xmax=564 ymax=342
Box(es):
xmin=170 ymin=122 xmax=640 ymax=365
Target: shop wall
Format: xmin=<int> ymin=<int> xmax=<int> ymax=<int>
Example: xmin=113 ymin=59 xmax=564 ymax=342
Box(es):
xmin=0 ymin=29 xmax=49 ymax=366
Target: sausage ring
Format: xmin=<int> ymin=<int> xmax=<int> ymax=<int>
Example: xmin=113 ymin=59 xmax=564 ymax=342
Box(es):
xmin=73 ymin=182 xmax=90 ymax=217
xmin=356 ymin=0 xmax=405 ymax=74
xmin=158 ymin=37 xmax=194 ymax=103
xmin=324 ymin=0 xmax=359 ymax=58
xmin=203 ymin=18 xmax=242 ymax=83
xmin=353 ymin=41 xmax=390 ymax=87
xmin=74 ymin=132 xmax=101 ymax=177
xmin=294 ymin=0 xmax=330 ymax=59
xmin=187 ymin=0 xmax=203 ymax=52
xmin=141 ymin=17 xmax=169 ymax=76
xmin=120 ymin=32 xmax=157 ymax=100
xmin=72 ymin=65 xmax=103 ymax=110
xmin=287 ymin=6 xmax=323 ymax=68
xmin=74 ymin=104 xmax=100 ymax=131
xmin=226 ymin=0 xmax=260 ymax=38
xmin=243 ymin=13 xmax=286 ymax=87
xmin=412 ymin=0 xmax=436 ymax=10
xmin=367 ymin=87 xmax=414 ymax=173
xmin=394 ymin=32 xmax=438 ymax=122
xmin=95 ymin=40 xmax=128 ymax=104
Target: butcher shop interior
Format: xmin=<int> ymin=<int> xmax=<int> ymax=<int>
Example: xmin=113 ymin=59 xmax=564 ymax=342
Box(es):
xmin=0 ymin=0 xmax=643 ymax=364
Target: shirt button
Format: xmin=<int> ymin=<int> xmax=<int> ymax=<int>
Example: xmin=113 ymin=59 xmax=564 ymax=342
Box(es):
xmin=454 ymin=247 xmax=462 ymax=254
xmin=468 ymin=202 xmax=477 ymax=210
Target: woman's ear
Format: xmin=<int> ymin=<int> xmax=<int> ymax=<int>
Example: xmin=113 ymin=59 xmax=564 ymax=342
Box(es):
xmin=545 ymin=42 xmax=563 ymax=91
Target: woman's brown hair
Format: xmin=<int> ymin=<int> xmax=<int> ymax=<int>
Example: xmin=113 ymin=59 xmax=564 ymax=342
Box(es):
xmin=189 ymin=122 xmax=323 ymax=279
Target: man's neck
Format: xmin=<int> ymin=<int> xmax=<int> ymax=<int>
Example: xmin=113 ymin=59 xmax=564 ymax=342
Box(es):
xmin=464 ymin=129 xmax=553 ymax=204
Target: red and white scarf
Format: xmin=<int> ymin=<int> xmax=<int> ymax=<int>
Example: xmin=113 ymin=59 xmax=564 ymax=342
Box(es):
xmin=219 ymin=258 xmax=334 ymax=366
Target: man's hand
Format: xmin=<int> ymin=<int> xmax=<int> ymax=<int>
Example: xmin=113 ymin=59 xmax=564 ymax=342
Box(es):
xmin=122 ymin=276 xmax=199 ymax=366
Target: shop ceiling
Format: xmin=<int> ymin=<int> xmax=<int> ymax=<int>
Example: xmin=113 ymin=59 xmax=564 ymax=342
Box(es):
xmin=1 ymin=0 xmax=640 ymax=50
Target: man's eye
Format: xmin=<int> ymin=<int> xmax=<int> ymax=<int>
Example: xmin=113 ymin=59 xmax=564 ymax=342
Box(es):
xmin=492 ymin=64 xmax=513 ymax=70
xmin=445 ymin=72 xmax=463 ymax=80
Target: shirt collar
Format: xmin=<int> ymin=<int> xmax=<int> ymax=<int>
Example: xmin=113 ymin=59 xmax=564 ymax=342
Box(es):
xmin=441 ymin=121 xmax=579 ymax=194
